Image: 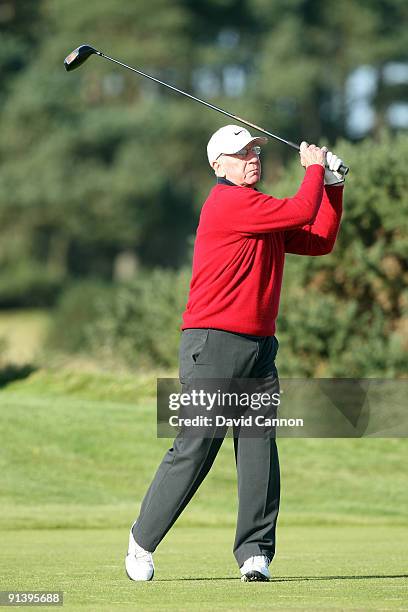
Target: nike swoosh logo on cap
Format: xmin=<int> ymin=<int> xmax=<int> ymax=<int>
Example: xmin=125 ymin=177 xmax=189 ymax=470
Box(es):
xmin=234 ymin=130 xmax=244 ymax=135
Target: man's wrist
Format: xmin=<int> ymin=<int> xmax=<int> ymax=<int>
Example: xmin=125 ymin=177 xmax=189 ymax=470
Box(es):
xmin=306 ymin=163 xmax=325 ymax=170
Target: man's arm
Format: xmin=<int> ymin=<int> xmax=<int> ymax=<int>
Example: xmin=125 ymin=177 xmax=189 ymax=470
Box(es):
xmin=284 ymin=185 xmax=343 ymax=255
xmin=214 ymin=164 xmax=326 ymax=234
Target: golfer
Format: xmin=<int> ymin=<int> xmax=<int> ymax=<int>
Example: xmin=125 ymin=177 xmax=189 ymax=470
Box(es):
xmin=125 ymin=125 xmax=344 ymax=581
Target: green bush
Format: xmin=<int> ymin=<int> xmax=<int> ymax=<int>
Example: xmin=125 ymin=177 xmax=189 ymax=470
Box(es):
xmin=47 ymin=269 xmax=190 ymax=369
xmin=277 ymin=287 xmax=407 ymax=377
xmin=272 ymin=131 xmax=408 ymax=377
xmin=85 ymin=268 xmax=190 ymax=369
xmin=0 ymin=263 xmax=63 ymax=307
xmin=47 ymin=134 xmax=408 ymax=376
xmin=46 ymin=281 xmax=114 ymax=354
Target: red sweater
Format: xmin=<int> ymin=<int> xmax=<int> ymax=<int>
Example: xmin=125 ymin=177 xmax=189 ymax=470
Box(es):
xmin=182 ymin=165 xmax=343 ymax=336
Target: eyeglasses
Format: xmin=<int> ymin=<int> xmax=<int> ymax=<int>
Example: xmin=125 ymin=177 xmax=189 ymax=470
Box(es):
xmin=235 ymin=146 xmax=261 ymax=157
xmin=217 ymin=146 xmax=261 ymax=160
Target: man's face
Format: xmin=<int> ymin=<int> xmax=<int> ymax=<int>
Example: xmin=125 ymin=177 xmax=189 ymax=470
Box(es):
xmin=212 ymin=145 xmax=261 ymax=187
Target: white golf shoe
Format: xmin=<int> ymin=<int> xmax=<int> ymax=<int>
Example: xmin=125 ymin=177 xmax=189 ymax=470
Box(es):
xmin=240 ymin=555 xmax=270 ymax=582
xmin=125 ymin=527 xmax=154 ymax=581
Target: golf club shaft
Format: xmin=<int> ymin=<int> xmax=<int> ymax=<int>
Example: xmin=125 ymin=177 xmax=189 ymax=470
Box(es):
xmin=95 ymin=50 xmax=348 ymax=175
xmin=98 ymin=51 xmax=299 ymax=150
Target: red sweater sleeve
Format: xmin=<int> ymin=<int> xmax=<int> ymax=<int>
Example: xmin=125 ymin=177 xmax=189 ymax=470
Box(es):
xmin=213 ymin=165 xmax=325 ymax=234
xmin=284 ymin=185 xmax=343 ymax=255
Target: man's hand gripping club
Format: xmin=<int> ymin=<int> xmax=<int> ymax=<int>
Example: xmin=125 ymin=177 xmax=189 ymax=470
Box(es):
xmin=299 ymin=141 xmax=345 ymax=186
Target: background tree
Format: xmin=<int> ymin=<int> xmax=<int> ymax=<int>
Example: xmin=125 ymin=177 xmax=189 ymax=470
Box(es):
xmin=0 ymin=0 xmax=407 ymax=308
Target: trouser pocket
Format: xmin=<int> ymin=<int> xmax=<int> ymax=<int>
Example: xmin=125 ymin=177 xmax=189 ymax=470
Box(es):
xmin=179 ymin=329 xmax=210 ymax=383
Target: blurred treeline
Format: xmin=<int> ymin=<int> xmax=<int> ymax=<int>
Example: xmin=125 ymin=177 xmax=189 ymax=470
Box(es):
xmin=0 ymin=0 xmax=407 ymax=376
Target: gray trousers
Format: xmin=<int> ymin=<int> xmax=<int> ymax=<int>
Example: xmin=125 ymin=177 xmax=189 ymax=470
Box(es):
xmin=133 ymin=328 xmax=280 ymax=567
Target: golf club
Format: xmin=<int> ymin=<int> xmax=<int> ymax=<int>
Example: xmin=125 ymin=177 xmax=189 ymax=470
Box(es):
xmin=64 ymin=44 xmax=349 ymax=176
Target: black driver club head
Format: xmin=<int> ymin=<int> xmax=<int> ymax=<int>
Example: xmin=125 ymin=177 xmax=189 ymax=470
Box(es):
xmin=64 ymin=44 xmax=98 ymax=71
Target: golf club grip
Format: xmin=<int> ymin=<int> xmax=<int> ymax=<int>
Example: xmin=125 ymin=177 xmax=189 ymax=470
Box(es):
xmin=338 ymin=163 xmax=349 ymax=177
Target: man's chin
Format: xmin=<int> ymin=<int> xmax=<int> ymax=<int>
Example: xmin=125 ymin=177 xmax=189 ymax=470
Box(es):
xmin=246 ymin=173 xmax=260 ymax=185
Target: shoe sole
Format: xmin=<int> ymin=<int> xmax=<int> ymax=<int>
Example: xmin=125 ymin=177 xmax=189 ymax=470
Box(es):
xmin=241 ymin=570 xmax=269 ymax=582
xmin=125 ymin=567 xmax=154 ymax=582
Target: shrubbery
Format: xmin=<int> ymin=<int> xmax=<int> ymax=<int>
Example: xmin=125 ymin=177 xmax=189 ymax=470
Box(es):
xmin=47 ymin=269 xmax=190 ymax=369
xmin=273 ymin=131 xmax=408 ymax=376
xmin=47 ymin=134 xmax=408 ymax=376
xmin=47 ymin=280 xmax=114 ymax=354
xmin=0 ymin=263 xmax=63 ymax=308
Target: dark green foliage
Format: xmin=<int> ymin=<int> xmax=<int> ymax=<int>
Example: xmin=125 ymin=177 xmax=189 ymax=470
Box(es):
xmin=0 ymin=0 xmax=46 ymax=102
xmin=0 ymin=263 xmax=63 ymax=307
xmin=85 ymin=268 xmax=191 ymax=368
xmin=0 ymin=363 xmax=36 ymax=388
xmin=47 ymin=269 xmax=190 ymax=368
xmin=47 ymin=281 xmax=114 ymax=353
xmin=273 ymin=132 xmax=408 ymax=376
xmin=47 ymin=133 xmax=407 ymax=376
xmin=1 ymin=0 xmax=408 ymax=306
xmin=1 ymin=1 xmax=407 ymax=374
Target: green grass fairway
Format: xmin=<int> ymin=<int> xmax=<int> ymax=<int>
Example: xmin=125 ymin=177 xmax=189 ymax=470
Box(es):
xmin=1 ymin=374 xmax=407 ymax=610
xmin=2 ymin=527 xmax=407 ymax=610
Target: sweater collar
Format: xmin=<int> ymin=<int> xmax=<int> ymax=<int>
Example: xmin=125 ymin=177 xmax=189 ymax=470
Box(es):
xmin=216 ymin=176 xmax=258 ymax=191
xmin=217 ymin=177 xmax=237 ymax=187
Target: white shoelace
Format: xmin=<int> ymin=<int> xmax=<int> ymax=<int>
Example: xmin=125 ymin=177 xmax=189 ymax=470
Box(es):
xmin=134 ymin=547 xmax=152 ymax=561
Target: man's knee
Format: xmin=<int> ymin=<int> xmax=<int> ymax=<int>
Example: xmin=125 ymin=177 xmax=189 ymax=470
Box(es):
xmin=171 ymin=434 xmax=222 ymax=465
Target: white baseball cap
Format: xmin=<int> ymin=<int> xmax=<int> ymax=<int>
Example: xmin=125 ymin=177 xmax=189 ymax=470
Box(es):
xmin=207 ymin=124 xmax=268 ymax=165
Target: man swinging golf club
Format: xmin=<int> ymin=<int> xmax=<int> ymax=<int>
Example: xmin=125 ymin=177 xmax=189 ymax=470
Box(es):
xmin=125 ymin=125 xmax=345 ymax=582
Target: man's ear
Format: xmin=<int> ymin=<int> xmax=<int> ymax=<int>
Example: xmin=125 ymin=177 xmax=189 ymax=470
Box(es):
xmin=212 ymin=159 xmax=226 ymax=178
